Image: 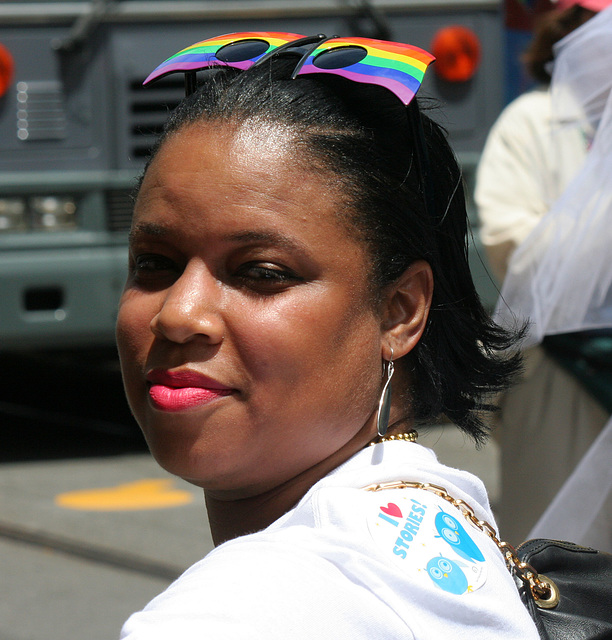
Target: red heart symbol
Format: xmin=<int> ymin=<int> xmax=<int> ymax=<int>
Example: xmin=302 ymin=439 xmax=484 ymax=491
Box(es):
xmin=380 ymin=502 xmax=402 ymax=518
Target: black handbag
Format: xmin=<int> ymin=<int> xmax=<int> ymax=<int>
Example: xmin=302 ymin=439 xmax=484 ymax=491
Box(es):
xmin=364 ymin=480 xmax=612 ymax=639
xmin=516 ymin=538 xmax=612 ymax=640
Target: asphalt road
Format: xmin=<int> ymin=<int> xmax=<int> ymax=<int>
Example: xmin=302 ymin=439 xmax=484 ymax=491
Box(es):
xmin=0 ymin=350 xmax=213 ymax=640
xmin=0 ymin=350 xmax=499 ymax=640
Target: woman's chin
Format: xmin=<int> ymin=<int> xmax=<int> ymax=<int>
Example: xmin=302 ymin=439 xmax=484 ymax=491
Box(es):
xmin=146 ymin=442 xmax=251 ymax=492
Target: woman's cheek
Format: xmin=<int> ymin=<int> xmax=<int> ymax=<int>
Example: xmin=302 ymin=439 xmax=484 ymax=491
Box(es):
xmin=116 ymin=300 xmax=151 ymax=393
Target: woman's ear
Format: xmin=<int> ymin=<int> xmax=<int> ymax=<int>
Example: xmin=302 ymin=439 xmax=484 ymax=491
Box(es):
xmin=381 ymin=260 xmax=433 ymax=359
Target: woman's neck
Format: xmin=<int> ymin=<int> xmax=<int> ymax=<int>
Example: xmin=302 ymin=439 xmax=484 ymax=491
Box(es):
xmin=203 ymin=422 xmax=376 ymax=546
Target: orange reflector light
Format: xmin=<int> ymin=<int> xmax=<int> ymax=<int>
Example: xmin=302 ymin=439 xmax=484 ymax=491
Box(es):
xmin=431 ymin=26 xmax=481 ymax=83
xmin=0 ymin=43 xmax=14 ymax=97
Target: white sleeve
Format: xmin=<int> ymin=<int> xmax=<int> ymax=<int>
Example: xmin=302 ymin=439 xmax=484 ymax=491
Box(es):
xmin=475 ymin=92 xmax=552 ymax=281
xmin=119 ymin=539 xmax=412 ymax=640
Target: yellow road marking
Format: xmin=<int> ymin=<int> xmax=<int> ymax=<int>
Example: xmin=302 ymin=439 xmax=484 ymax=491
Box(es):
xmin=55 ymin=479 xmax=194 ymax=511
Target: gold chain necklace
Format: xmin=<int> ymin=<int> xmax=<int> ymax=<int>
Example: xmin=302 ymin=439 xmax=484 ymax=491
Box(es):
xmin=369 ymin=430 xmax=418 ymax=446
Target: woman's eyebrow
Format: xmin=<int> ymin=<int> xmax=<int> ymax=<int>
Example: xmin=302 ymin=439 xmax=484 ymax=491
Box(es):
xmin=128 ymin=222 xmax=168 ymax=243
xmin=225 ymin=230 xmax=309 ymax=253
xmin=128 ymin=225 xmax=309 ymax=254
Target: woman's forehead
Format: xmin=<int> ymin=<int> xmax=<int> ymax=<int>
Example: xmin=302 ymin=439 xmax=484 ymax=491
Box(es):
xmin=231 ymin=118 xmax=297 ymax=158
xmin=146 ymin=121 xmax=287 ymax=188
xmin=167 ymin=118 xmax=297 ymax=166
xmin=140 ymin=119 xmax=347 ymax=214
xmin=137 ymin=124 xmax=343 ymax=228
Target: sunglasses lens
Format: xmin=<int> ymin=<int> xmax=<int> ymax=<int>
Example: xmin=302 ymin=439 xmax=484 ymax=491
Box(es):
xmin=313 ymin=45 xmax=367 ymax=70
xmin=216 ymin=39 xmax=270 ymax=63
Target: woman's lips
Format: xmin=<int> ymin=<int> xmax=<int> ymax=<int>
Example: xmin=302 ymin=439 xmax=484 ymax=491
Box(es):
xmin=149 ymin=385 xmax=232 ymax=412
xmin=146 ymin=369 xmax=233 ymax=413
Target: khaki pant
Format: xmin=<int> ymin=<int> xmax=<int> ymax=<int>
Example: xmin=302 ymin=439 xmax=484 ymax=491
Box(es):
xmin=493 ymin=345 xmax=609 ymax=546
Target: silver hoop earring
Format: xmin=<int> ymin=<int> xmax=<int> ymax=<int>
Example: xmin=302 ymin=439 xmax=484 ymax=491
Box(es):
xmin=376 ymin=349 xmax=394 ymax=437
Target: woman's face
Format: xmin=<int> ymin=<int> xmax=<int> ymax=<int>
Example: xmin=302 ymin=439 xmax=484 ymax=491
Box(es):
xmin=116 ymin=120 xmax=386 ymax=497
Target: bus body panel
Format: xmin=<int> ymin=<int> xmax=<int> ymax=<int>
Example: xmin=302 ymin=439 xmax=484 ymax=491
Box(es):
xmin=0 ymin=1 xmax=503 ymax=350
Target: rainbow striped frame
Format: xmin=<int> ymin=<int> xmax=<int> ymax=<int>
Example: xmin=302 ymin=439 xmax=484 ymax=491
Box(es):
xmin=144 ymin=31 xmax=435 ymax=106
xmin=295 ymin=36 xmax=434 ymax=105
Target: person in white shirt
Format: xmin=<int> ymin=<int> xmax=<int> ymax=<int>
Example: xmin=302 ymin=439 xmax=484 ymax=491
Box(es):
xmin=475 ymin=0 xmax=612 ymax=546
xmin=115 ymin=31 xmax=539 ymax=638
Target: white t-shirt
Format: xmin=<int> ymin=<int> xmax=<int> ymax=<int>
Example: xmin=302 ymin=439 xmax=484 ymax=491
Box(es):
xmin=120 ymin=441 xmax=539 ymax=639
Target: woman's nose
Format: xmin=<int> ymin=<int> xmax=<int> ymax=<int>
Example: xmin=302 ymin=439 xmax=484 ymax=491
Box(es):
xmin=150 ymin=264 xmax=224 ymax=345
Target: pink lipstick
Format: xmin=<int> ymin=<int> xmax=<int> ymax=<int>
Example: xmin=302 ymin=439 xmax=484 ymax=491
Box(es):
xmin=146 ymin=369 xmax=233 ymax=412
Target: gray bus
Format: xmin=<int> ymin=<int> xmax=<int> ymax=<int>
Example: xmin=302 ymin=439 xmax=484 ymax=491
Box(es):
xmin=0 ymin=0 xmax=502 ymax=350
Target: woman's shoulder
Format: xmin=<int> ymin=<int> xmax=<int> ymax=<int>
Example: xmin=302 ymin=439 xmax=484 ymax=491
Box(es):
xmin=206 ymin=445 xmax=527 ymax=614
xmin=500 ymin=86 xmax=551 ymax=118
xmin=487 ymin=87 xmax=552 ymax=141
xmin=120 ymin=530 xmax=415 ymax=640
xmin=121 ymin=445 xmax=540 ymax=640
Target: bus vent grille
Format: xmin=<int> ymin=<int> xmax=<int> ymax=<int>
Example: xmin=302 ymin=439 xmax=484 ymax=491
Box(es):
xmin=128 ymin=77 xmax=183 ymax=160
xmin=106 ymin=189 xmax=134 ymax=232
xmin=17 ymin=80 xmax=67 ymax=142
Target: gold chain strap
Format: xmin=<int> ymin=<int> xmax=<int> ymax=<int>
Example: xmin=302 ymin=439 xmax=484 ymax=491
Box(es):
xmin=363 ymin=480 xmax=560 ymax=608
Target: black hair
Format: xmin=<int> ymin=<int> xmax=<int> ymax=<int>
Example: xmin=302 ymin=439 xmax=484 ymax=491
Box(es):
xmin=143 ymin=57 xmax=522 ymax=444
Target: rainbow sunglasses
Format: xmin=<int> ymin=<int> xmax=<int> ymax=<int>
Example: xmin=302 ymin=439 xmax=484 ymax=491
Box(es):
xmin=143 ymin=31 xmax=435 ymax=106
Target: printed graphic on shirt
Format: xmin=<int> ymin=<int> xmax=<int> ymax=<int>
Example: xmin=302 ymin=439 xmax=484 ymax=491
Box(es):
xmin=366 ymin=488 xmax=487 ymax=594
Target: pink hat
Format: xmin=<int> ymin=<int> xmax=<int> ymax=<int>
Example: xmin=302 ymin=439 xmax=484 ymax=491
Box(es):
xmin=556 ymin=0 xmax=612 ymax=10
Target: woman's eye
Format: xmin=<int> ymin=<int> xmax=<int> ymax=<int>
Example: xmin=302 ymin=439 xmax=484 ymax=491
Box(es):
xmin=130 ymin=254 xmax=179 ymax=283
xmin=236 ymin=263 xmax=301 ymax=290
xmin=134 ymin=254 xmax=175 ymax=271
